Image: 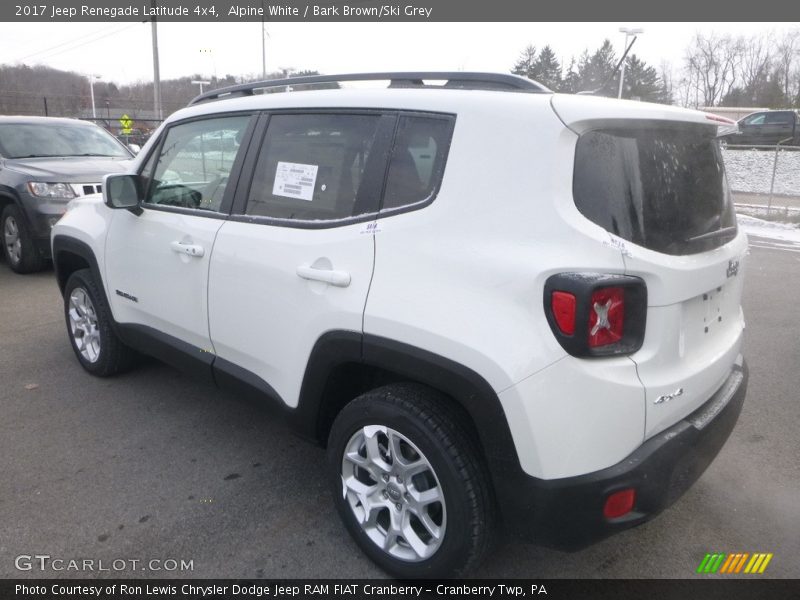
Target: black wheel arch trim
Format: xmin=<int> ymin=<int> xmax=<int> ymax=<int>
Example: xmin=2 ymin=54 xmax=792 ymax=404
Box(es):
xmin=52 ymin=235 xmax=107 ymax=299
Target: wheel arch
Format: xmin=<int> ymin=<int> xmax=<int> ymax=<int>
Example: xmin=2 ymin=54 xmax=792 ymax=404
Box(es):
xmin=295 ymin=332 xmax=524 ymax=495
xmin=52 ymin=235 xmax=105 ymax=299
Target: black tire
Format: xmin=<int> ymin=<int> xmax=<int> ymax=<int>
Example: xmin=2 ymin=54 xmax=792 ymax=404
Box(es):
xmin=63 ymin=268 xmax=137 ymax=377
xmin=2 ymin=204 xmax=45 ymax=274
xmin=327 ymin=383 xmax=496 ymax=578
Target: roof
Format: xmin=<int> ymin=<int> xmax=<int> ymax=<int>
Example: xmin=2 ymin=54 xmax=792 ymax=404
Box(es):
xmin=165 ymin=85 xmax=723 ymax=132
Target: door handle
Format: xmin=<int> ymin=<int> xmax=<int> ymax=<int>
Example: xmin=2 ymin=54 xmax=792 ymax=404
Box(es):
xmin=296 ymin=265 xmax=351 ymax=287
xmin=170 ymin=241 xmax=205 ymax=257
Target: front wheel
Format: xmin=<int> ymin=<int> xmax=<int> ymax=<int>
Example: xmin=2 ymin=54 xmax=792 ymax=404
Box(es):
xmin=63 ymin=269 xmax=137 ymax=376
xmin=327 ymin=383 xmax=495 ymax=578
xmin=2 ymin=204 xmax=45 ymax=273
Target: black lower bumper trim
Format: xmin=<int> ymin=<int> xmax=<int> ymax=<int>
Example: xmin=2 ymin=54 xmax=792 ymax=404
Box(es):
xmin=495 ymin=360 xmax=748 ymax=550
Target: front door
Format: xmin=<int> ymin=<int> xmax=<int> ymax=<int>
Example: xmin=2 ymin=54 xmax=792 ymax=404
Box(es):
xmin=104 ymin=114 xmax=254 ymax=353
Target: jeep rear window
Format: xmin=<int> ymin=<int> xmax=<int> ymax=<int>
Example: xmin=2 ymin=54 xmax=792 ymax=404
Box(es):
xmin=573 ymin=126 xmax=737 ymax=256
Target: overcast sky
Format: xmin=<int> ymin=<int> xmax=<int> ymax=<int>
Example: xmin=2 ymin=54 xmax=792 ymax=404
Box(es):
xmin=0 ymin=22 xmax=797 ymax=85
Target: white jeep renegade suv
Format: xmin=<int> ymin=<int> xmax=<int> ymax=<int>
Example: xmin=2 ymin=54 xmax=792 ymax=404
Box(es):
xmin=52 ymin=73 xmax=749 ymax=578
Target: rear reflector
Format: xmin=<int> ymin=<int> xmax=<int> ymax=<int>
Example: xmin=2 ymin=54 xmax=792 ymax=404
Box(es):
xmin=604 ymin=488 xmax=636 ymax=519
xmin=551 ymin=291 xmax=576 ymax=335
xmin=588 ymin=287 xmax=625 ymax=347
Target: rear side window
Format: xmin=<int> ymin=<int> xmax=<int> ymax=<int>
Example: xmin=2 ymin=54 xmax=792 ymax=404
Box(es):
xmin=246 ymin=114 xmax=384 ymax=221
xmin=764 ymin=112 xmax=793 ymax=125
xmin=382 ymin=115 xmax=453 ymax=211
xmin=573 ymin=126 xmax=736 ymax=256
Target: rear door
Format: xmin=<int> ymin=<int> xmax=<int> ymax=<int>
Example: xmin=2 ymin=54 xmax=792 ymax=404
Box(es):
xmin=207 ymin=111 xmax=395 ymax=407
xmin=762 ymin=111 xmax=795 ymax=144
xmin=559 ymin=99 xmax=749 ymax=438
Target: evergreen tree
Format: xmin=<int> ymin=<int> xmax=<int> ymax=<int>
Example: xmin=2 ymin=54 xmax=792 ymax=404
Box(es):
xmin=532 ymin=45 xmax=562 ymax=90
xmin=511 ymin=45 xmax=538 ymax=79
xmin=577 ymin=40 xmax=618 ymax=95
xmin=622 ymin=55 xmax=671 ymax=104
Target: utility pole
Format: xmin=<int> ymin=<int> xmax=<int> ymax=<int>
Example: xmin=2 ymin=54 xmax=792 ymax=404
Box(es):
xmin=151 ymin=8 xmax=162 ymax=120
xmin=88 ymin=74 xmax=101 ymax=119
xmin=261 ymin=0 xmax=266 ymax=78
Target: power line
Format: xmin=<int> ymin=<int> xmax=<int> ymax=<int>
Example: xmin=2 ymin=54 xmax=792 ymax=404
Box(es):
xmin=10 ymin=23 xmax=141 ymax=64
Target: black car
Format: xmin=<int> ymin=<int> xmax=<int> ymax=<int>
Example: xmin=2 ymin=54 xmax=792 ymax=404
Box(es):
xmin=0 ymin=116 xmax=132 ymax=273
xmin=721 ymin=110 xmax=800 ymax=147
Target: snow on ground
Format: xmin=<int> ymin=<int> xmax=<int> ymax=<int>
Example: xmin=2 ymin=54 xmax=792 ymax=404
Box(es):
xmin=737 ymin=214 xmax=800 ymax=253
xmin=723 ymin=148 xmax=800 ymax=196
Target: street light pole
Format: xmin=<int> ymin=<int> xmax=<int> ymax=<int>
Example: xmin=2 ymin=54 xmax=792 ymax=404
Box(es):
xmin=151 ymin=14 xmax=162 ymax=120
xmin=618 ymin=27 xmax=644 ymax=99
xmin=88 ymin=74 xmax=101 ymax=120
xmin=191 ymin=80 xmax=211 ymax=95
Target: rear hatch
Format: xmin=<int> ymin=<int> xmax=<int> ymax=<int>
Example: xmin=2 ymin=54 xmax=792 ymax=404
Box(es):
xmin=552 ymin=95 xmax=748 ymax=438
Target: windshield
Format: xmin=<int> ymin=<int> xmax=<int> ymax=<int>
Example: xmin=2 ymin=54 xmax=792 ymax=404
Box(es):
xmin=573 ymin=125 xmax=737 ymax=256
xmin=0 ymin=122 xmax=130 ymax=159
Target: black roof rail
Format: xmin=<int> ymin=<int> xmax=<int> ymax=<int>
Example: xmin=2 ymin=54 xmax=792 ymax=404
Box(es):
xmin=189 ymin=72 xmax=551 ymax=105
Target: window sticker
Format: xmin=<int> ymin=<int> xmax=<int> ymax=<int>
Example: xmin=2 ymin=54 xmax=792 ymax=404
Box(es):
xmin=272 ymin=161 xmax=318 ymax=201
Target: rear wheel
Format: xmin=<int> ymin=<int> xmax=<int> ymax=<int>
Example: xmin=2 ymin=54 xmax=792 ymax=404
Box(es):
xmin=2 ymin=204 xmax=45 ymax=273
xmin=327 ymin=383 xmax=495 ymax=578
xmin=64 ymin=269 xmax=137 ymax=376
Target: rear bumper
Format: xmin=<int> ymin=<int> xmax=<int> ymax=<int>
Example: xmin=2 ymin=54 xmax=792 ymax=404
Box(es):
xmin=495 ymin=359 xmax=748 ymax=550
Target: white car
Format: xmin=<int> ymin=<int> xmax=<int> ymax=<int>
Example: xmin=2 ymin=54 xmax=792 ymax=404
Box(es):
xmin=51 ymin=72 xmax=749 ymax=578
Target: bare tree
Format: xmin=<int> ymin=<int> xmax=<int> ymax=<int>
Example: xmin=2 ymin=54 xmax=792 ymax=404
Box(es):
xmin=740 ymin=33 xmax=773 ymax=100
xmin=684 ymin=32 xmax=743 ymax=107
xmin=775 ymin=29 xmax=800 ymax=103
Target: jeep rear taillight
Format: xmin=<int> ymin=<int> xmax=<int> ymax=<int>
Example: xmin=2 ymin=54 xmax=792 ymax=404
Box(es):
xmin=544 ymin=274 xmax=647 ymax=357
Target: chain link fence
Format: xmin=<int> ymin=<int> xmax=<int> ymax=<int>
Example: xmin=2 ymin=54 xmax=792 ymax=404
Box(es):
xmin=722 ymin=145 xmax=800 ymax=222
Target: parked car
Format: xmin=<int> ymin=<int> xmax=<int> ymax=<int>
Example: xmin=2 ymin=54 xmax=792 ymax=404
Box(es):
xmin=720 ymin=109 xmax=800 ymax=147
xmin=51 ymin=72 xmax=749 ymax=578
xmin=0 ymin=116 xmax=132 ymax=273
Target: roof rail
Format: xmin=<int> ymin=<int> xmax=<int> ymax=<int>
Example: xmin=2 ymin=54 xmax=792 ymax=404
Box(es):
xmin=189 ymin=72 xmax=551 ymax=105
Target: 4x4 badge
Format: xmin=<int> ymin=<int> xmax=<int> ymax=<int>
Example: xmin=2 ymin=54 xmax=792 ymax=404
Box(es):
xmin=727 ymin=259 xmax=740 ymax=278
xmin=655 ymin=388 xmax=684 ymax=405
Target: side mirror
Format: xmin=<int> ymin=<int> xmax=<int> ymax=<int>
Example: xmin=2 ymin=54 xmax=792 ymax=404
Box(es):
xmin=128 ymin=144 xmax=141 ymax=155
xmin=104 ymin=174 xmax=143 ymax=214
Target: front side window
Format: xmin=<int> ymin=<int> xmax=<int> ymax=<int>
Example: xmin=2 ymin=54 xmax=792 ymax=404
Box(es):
xmin=0 ymin=123 xmax=130 ymax=159
xmin=246 ymin=114 xmax=384 ymax=221
xmin=145 ymin=115 xmax=252 ymax=212
xmin=382 ymin=115 xmax=453 ymax=211
xmin=743 ymin=113 xmax=766 ymax=125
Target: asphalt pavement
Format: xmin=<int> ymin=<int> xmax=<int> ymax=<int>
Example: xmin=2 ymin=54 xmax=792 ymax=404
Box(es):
xmin=1 ymin=243 xmax=798 ymax=579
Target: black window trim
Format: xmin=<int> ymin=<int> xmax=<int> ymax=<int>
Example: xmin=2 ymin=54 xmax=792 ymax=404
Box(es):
xmin=135 ymin=110 xmax=259 ymax=220
xmin=228 ymin=107 xmax=457 ymax=230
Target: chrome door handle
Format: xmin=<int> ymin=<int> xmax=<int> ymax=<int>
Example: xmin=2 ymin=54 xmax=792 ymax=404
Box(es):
xmin=170 ymin=241 xmax=205 ymax=257
xmin=296 ymin=265 xmax=351 ymax=287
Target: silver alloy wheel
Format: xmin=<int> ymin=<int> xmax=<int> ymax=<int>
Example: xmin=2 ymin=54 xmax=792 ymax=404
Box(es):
xmin=3 ymin=215 xmax=22 ymax=265
xmin=341 ymin=425 xmax=446 ymax=562
xmin=68 ymin=288 xmax=101 ymax=363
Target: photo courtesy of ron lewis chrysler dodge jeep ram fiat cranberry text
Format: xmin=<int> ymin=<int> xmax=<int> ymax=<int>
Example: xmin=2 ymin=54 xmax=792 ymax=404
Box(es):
xmin=51 ymin=72 xmax=748 ymax=578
